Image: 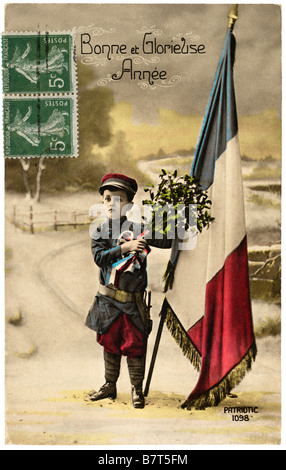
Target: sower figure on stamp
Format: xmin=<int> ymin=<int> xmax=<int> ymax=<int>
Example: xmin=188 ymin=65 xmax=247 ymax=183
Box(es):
xmin=86 ymin=173 xmax=172 ymax=409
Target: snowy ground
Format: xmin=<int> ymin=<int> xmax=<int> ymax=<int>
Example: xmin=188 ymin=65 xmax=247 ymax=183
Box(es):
xmin=4 ymin=175 xmax=281 ymax=446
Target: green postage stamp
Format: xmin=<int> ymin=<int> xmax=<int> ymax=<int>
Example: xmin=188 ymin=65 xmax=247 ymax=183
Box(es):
xmin=2 ymin=31 xmax=78 ymax=158
xmin=2 ymin=32 xmax=76 ymax=94
xmin=3 ymin=97 xmax=77 ymax=158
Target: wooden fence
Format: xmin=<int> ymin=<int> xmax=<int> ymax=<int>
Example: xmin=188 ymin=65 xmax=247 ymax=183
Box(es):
xmin=9 ymin=205 xmax=92 ymax=233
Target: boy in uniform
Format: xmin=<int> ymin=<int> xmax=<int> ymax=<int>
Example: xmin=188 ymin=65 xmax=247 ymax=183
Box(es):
xmin=86 ymin=173 xmax=171 ymax=408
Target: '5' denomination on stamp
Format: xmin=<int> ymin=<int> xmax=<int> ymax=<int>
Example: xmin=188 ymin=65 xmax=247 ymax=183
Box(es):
xmin=3 ymin=97 xmax=78 ymax=158
xmin=2 ymin=32 xmax=76 ymax=94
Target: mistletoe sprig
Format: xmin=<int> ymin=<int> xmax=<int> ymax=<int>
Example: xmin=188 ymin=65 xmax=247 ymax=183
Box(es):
xmin=142 ymin=169 xmax=215 ymax=237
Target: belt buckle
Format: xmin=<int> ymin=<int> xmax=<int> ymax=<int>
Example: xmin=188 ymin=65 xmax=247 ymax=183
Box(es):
xmin=115 ymin=289 xmax=127 ymax=303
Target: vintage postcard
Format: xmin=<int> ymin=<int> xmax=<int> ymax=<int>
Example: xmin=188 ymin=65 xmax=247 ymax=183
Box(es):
xmin=1 ymin=2 xmax=283 ymax=450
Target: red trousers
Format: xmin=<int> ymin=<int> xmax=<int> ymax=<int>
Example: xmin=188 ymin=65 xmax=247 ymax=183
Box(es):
xmin=97 ymin=314 xmax=146 ymax=358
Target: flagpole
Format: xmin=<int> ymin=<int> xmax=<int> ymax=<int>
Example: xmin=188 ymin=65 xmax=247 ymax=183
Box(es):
xmin=144 ymin=4 xmax=239 ymax=400
xmin=144 ymin=304 xmax=166 ymax=397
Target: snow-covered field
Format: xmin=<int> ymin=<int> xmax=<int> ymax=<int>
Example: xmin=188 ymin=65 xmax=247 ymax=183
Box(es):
xmin=4 ymin=157 xmax=282 ymax=446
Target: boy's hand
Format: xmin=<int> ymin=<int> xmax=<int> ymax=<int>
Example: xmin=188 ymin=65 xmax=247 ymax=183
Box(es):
xmin=121 ymin=239 xmax=148 ymax=255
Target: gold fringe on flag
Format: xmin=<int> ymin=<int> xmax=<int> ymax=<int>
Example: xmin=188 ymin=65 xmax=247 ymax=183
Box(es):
xmin=181 ymin=341 xmax=257 ymax=410
xmin=162 ymin=298 xmax=257 ymax=410
xmin=163 ymin=300 xmax=201 ymax=372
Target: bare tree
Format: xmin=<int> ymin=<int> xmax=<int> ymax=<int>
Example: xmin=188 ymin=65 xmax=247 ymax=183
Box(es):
xmin=34 ymin=157 xmax=46 ymax=203
xmin=19 ymin=157 xmax=46 ymax=203
xmin=19 ymin=158 xmax=32 ymax=200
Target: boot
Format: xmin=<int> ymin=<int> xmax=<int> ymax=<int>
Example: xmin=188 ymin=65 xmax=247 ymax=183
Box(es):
xmin=89 ymin=351 xmax=121 ymax=402
xmin=127 ymin=356 xmax=146 ymax=409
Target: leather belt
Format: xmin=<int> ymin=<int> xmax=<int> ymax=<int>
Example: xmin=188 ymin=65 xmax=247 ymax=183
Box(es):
xmin=98 ymin=284 xmax=135 ymax=303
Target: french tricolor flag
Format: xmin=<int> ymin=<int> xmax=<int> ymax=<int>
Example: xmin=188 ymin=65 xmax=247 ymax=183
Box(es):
xmin=164 ymin=28 xmax=257 ymax=409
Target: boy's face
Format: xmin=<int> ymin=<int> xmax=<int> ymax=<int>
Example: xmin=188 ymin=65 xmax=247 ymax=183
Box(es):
xmin=102 ymin=189 xmax=130 ymax=220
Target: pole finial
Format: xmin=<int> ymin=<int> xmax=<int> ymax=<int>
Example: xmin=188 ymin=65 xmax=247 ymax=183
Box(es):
xmin=228 ymin=4 xmax=238 ymax=31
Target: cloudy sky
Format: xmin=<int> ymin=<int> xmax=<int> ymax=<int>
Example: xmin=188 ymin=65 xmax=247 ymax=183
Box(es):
xmin=5 ymin=3 xmax=282 ymax=124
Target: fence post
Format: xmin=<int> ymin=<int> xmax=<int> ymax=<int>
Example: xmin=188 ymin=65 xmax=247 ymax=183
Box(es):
xmin=54 ymin=210 xmax=58 ymax=231
xmin=73 ymin=211 xmax=76 ymax=229
xmin=30 ymin=205 xmax=34 ymax=234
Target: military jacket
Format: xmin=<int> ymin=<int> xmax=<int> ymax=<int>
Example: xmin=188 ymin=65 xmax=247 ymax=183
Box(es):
xmin=85 ymin=216 xmax=172 ymax=335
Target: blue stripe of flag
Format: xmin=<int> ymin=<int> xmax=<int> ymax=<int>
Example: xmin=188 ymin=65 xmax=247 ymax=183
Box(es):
xmin=191 ymin=30 xmax=238 ymax=190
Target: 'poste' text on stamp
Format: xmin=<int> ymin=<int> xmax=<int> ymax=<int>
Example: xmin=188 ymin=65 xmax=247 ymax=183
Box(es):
xmin=4 ymin=97 xmax=77 ymax=158
xmin=2 ymin=32 xmax=76 ymax=94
